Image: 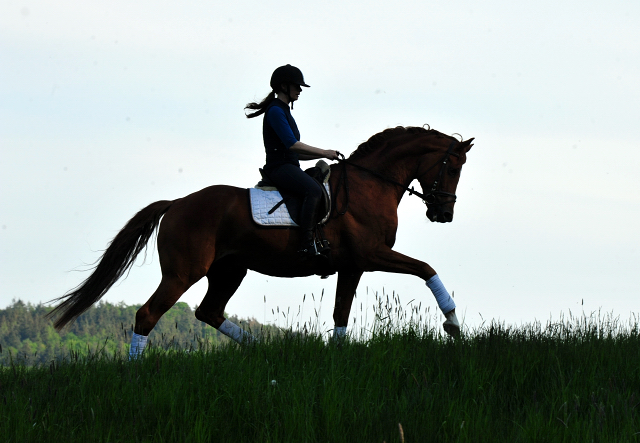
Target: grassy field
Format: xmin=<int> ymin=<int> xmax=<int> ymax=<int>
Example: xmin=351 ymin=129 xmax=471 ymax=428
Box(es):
xmin=2 ymin=307 xmax=640 ymax=442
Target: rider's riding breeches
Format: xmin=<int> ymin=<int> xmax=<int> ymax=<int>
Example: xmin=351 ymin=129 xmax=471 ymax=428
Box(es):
xmin=266 ymin=163 xmax=323 ymax=236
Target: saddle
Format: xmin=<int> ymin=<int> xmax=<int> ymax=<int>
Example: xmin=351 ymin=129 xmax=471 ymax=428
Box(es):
xmin=254 ymin=160 xmax=332 ymax=227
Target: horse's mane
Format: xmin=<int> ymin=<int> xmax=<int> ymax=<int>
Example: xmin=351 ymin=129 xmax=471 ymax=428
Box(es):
xmin=348 ymin=126 xmax=454 ymax=161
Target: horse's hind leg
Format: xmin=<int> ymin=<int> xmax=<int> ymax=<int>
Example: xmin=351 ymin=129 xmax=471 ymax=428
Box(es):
xmin=129 ymin=275 xmax=192 ymax=358
xmin=195 ymin=258 xmax=253 ymax=344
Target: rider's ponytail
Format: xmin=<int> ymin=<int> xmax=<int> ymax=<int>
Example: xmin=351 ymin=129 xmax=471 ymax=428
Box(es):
xmin=244 ymin=91 xmax=277 ymax=118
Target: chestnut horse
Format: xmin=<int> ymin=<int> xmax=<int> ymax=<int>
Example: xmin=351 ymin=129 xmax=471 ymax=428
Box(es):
xmin=48 ymin=126 xmax=473 ymax=352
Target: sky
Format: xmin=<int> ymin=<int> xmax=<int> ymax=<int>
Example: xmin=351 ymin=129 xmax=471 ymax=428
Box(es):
xmin=1 ymin=0 xmax=639 ymax=337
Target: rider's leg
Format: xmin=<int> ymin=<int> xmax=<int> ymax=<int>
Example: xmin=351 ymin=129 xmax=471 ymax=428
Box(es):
xmin=297 ymin=194 xmax=321 ymax=254
xmin=267 ymin=164 xmax=324 ymax=254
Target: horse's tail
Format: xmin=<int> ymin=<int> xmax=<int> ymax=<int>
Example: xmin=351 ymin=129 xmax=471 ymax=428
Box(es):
xmin=47 ymin=200 xmax=174 ymax=330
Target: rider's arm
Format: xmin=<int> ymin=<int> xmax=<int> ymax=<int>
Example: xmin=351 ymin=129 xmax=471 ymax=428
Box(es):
xmin=297 ymin=152 xmax=323 ymax=160
xmin=290 ymin=142 xmax=337 ymax=160
xmin=266 ymin=107 xmax=338 ymax=161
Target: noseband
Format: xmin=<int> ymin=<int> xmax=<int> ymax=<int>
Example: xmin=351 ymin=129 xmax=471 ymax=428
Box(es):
xmin=335 ymin=140 xmax=459 ymax=216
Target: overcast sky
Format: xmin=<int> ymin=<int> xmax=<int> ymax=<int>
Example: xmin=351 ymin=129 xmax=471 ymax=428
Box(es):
xmin=1 ymin=0 xmax=639 ymax=335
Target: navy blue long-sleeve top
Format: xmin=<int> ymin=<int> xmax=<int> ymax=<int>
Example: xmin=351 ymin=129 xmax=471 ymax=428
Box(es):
xmin=262 ymin=99 xmax=300 ymax=171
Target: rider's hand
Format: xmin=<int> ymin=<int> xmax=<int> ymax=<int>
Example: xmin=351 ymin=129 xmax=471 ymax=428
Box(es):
xmin=325 ymin=150 xmax=340 ymax=161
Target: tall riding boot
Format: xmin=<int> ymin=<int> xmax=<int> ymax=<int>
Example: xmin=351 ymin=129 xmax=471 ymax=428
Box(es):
xmin=297 ymin=197 xmax=319 ymax=257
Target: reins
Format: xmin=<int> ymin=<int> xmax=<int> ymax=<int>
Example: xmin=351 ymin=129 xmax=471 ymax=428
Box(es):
xmin=333 ymin=140 xmax=459 ymax=216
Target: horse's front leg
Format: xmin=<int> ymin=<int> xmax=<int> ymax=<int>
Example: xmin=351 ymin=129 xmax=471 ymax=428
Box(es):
xmin=332 ymin=270 xmax=363 ymax=341
xmin=363 ymin=248 xmax=460 ymax=337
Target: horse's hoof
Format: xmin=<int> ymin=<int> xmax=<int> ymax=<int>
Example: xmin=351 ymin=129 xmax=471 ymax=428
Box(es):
xmin=443 ymin=309 xmax=460 ymax=337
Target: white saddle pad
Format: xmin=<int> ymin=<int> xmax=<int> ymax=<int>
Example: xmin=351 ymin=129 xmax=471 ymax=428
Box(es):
xmin=249 ymin=183 xmax=330 ymax=227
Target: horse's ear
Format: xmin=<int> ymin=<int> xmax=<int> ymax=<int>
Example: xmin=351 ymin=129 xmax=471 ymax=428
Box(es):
xmin=457 ymin=138 xmax=474 ymax=153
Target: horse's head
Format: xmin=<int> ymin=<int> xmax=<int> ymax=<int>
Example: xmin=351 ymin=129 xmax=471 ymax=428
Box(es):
xmin=418 ymin=137 xmax=474 ymax=223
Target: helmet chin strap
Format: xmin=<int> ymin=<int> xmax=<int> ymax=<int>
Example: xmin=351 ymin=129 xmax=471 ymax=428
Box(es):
xmin=287 ymin=84 xmax=294 ymax=110
xmin=277 ymin=84 xmax=295 ymax=109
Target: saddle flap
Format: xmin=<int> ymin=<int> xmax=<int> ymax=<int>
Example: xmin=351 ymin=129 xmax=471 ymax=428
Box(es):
xmin=249 ymin=182 xmax=331 ymax=227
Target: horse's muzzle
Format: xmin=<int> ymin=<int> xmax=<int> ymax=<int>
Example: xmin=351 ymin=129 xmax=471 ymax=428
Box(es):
xmin=426 ymin=207 xmax=454 ymax=223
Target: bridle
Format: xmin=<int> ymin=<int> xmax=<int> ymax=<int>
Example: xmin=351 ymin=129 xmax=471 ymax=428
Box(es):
xmin=418 ymin=140 xmax=459 ymax=205
xmin=334 ymin=140 xmax=459 ymax=216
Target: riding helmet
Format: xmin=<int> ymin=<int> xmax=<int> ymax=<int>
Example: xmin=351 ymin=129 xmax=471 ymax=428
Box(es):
xmin=270 ymin=64 xmax=310 ymax=90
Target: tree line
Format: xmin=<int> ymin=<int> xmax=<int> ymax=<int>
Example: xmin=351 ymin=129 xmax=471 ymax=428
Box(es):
xmin=0 ymin=299 xmax=266 ymax=365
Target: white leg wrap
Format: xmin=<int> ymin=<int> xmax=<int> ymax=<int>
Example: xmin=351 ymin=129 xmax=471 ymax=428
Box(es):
xmin=129 ymin=332 xmax=148 ymax=360
xmin=333 ymin=326 xmax=347 ymax=341
xmin=426 ymin=274 xmax=456 ymax=314
xmin=219 ymin=319 xmax=254 ymax=344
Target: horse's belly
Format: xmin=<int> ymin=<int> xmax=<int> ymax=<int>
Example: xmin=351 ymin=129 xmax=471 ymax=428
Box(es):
xmin=246 ymin=260 xmax=318 ymax=278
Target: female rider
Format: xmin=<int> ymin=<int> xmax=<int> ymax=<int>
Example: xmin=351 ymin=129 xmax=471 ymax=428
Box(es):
xmin=245 ymin=65 xmax=339 ymax=256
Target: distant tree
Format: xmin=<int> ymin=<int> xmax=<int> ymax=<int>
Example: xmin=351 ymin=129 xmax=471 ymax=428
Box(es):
xmin=0 ymin=300 xmax=274 ymax=366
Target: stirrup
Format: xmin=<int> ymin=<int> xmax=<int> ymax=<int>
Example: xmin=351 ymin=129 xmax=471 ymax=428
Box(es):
xmin=316 ymin=239 xmax=331 ymax=255
xmin=297 ymin=242 xmax=318 ymax=257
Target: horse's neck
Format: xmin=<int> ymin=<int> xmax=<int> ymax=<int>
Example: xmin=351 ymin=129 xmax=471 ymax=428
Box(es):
xmin=332 ymin=135 xmax=446 ymax=207
xmin=330 ymin=149 xmax=416 ymax=208
xmin=361 ymin=144 xmax=428 ymax=188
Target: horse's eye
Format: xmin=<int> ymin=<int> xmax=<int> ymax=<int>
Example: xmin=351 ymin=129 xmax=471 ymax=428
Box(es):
xmin=448 ymin=168 xmax=460 ymax=176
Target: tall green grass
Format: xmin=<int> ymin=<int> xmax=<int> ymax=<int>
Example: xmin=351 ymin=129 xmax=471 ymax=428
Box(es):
xmin=2 ymin=296 xmax=640 ymax=442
